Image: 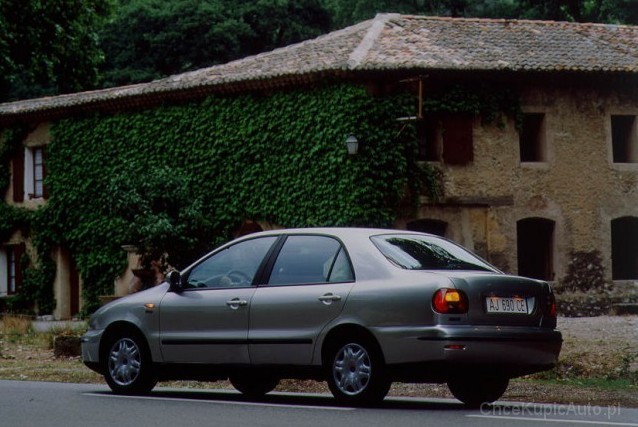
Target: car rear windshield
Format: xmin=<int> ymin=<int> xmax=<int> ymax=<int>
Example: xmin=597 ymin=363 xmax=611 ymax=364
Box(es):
xmin=371 ymin=234 xmax=495 ymax=272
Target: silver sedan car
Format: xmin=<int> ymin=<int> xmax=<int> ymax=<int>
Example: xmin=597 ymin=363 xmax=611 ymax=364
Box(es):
xmin=82 ymin=228 xmax=562 ymax=406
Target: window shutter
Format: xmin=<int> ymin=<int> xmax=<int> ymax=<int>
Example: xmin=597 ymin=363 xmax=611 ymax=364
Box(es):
xmin=442 ymin=114 xmax=474 ymax=165
xmin=12 ymin=147 xmax=24 ymax=202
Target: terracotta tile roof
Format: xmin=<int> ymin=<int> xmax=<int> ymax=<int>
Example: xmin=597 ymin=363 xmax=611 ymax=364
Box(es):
xmin=1 ymin=14 xmax=637 ymax=122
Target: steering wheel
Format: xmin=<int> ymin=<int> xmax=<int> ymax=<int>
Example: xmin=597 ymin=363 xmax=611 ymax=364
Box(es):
xmin=225 ymin=270 xmax=252 ymax=286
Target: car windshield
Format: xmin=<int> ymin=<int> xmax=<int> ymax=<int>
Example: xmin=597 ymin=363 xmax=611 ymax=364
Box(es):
xmin=371 ymin=234 xmax=496 ymax=272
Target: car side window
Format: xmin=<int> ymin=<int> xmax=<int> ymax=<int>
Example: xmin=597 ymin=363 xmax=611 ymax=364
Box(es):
xmin=328 ymin=247 xmax=354 ymax=282
xmin=268 ymin=235 xmax=353 ymax=286
xmin=186 ymin=236 xmax=277 ymax=289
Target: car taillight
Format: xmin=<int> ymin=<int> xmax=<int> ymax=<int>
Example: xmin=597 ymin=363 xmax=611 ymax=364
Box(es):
xmin=432 ymin=288 xmax=469 ymax=314
xmin=549 ymin=292 xmax=557 ymax=318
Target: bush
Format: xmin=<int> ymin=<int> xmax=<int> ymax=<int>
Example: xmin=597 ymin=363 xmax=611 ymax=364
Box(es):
xmin=558 ymin=250 xmax=607 ymax=293
xmin=555 ymin=291 xmax=612 ymax=317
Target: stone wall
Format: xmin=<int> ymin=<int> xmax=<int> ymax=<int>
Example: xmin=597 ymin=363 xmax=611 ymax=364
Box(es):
xmin=406 ymin=84 xmax=638 ymax=284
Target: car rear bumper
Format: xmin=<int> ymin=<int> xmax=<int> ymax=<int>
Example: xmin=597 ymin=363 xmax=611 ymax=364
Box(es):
xmin=373 ymin=324 xmax=562 ymax=378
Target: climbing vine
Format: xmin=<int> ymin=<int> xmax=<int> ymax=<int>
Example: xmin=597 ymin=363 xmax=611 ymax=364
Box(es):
xmin=46 ymin=84 xmax=415 ymax=312
xmin=0 ymin=82 xmax=521 ymax=314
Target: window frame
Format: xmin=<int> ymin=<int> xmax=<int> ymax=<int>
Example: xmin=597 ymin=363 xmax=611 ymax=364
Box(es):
xmin=416 ymin=113 xmax=474 ymax=165
xmin=610 ymin=114 xmax=638 ymax=164
xmin=265 ymin=234 xmax=355 ymax=287
xmin=182 ymin=235 xmax=279 ymax=290
xmin=32 ymin=147 xmax=45 ymax=198
xmin=519 ymin=113 xmax=547 ymax=163
xmin=23 ymin=146 xmax=48 ymax=200
xmin=1 ymin=244 xmax=24 ymax=295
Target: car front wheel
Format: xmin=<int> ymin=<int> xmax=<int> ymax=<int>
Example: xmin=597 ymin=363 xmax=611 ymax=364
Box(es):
xmin=104 ymin=332 xmax=157 ymax=395
xmin=447 ymin=374 xmax=509 ymax=407
xmin=326 ymin=339 xmax=391 ymax=406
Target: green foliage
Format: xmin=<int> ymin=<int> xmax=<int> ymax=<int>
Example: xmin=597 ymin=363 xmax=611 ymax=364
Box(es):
xmin=324 ymin=0 xmax=638 ymax=29
xmin=0 ymin=127 xmax=30 ymax=242
xmin=558 ymin=250 xmax=607 ymax=293
xmin=423 ymin=83 xmax=522 ymax=127
xmin=99 ymin=0 xmax=331 ymax=87
xmin=44 ymin=84 xmax=412 ymax=312
xmin=0 ymin=0 xmax=115 ymax=101
xmin=0 ymin=83 xmax=519 ymax=314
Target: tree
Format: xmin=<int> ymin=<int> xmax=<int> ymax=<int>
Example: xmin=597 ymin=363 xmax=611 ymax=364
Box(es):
xmin=0 ymin=0 xmax=114 ymax=101
xmin=99 ymin=0 xmax=331 ymax=88
xmin=324 ymin=0 xmax=638 ymax=29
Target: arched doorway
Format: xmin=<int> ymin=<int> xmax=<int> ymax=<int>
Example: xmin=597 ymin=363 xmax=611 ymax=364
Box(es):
xmin=611 ymin=217 xmax=638 ymax=280
xmin=517 ymin=218 xmax=555 ymax=280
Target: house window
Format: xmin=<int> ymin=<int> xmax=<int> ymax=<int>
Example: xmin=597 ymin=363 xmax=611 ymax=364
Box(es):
xmin=517 ymin=218 xmax=555 ymax=281
xmin=0 ymin=244 xmax=24 ymax=296
xmin=611 ymin=115 xmax=637 ymax=163
xmin=417 ymin=114 xmax=473 ymax=165
xmin=23 ymin=146 xmax=47 ymax=200
xmin=519 ymin=113 xmax=546 ymax=162
xmin=611 ymin=217 xmax=638 ymax=280
xmin=417 ymin=119 xmax=439 ymax=162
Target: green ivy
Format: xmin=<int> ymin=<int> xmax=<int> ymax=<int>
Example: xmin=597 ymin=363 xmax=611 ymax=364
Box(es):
xmin=1 ymin=82 xmax=521 ymax=315
xmin=45 ymin=84 xmax=417 ymax=312
xmin=423 ymin=83 xmax=523 ymax=128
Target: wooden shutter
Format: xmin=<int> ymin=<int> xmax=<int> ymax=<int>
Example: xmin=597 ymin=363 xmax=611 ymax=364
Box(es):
xmin=441 ymin=114 xmax=474 ymax=165
xmin=12 ymin=146 xmax=24 ymax=202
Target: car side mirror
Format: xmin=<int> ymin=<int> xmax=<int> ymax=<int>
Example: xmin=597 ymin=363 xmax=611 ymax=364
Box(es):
xmin=168 ymin=270 xmax=184 ymax=292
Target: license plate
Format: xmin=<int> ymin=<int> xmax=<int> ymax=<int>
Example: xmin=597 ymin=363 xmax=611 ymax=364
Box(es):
xmin=485 ymin=297 xmax=530 ymax=314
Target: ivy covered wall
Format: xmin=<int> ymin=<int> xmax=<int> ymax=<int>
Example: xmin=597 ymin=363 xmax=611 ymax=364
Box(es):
xmin=33 ymin=83 xmax=416 ymax=312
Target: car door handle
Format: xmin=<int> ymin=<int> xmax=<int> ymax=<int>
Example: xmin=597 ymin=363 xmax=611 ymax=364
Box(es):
xmin=226 ymin=298 xmax=248 ymax=309
xmin=318 ymin=293 xmax=342 ymax=305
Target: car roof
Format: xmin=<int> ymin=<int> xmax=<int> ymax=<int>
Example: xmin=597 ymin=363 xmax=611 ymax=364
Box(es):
xmin=240 ymin=227 xmax=428 ymax=239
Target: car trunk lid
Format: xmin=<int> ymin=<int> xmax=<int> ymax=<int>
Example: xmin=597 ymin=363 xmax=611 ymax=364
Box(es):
xmin=446 ymin=272 xmax=554 ymax=327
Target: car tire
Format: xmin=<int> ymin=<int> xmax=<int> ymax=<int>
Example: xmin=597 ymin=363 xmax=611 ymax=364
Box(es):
xmin=229 ymin=373 xmax=279 ymax=398
xmin=103 ymin=331 xmax=157 ymax=395
xmin=325 ymin=338 xmax=391 ymax=406
xmin=447 ymin=375 xmax=509 ymax=407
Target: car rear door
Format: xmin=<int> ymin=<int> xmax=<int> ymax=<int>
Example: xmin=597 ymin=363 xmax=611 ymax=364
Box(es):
xmin=248 ymin=234 xmax=356 ymax=365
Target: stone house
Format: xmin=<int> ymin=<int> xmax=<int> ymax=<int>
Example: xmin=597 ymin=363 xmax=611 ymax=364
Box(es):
xmin=0 ymin=14 xmax=636 ymax=319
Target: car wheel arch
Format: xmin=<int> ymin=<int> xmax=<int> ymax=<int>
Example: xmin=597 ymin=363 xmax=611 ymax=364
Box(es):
xmin=99 ymin=322 xmax=151 ymax=365
xmin=320 ymin=324 xmax=385 ymax=367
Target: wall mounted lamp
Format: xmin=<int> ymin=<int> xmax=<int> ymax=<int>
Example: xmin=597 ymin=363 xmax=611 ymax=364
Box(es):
xmin=345 ymin=134 xmax=359 ymax=155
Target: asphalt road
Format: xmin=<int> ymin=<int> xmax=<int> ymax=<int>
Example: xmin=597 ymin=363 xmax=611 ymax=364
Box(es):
xmin=1 ymin=380 xmax=636 ymax=427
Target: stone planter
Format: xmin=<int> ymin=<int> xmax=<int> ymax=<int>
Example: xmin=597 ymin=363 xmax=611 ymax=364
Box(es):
xmin=53 ymin=335 xmax=81 ymax=358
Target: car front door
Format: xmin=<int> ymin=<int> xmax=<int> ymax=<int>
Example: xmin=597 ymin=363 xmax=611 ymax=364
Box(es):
xmin=248 ymin=235 xmax=356 ymax=365
xmin=159 ymin=236 xmax=278 ymax=364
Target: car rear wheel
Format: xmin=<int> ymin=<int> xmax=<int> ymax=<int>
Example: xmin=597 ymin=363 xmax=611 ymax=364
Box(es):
xmin=447 ymin=374 xmax=509 ymax=407
xmin=326 ymin=339 xmax=391 ymax=406
xmin=229 ymin=374 xmax=279 ymax=398
xmin=104 ymin=332 xmax=157 ymax=395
